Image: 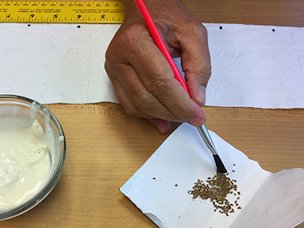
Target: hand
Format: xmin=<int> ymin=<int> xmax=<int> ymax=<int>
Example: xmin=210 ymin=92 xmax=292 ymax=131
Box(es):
xmin=105 ymin=0 xmax=211 ymax=134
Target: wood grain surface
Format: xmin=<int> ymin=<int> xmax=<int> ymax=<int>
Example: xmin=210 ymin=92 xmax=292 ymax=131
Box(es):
xmin=2 ymin=0 xmax=304 ymax=227
xmin=183 ymin=0 xmax=304 ymax=26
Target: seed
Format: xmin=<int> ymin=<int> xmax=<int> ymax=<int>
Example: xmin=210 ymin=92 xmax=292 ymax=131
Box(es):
xmin=188 ymin=173 xmax=241 ymax=216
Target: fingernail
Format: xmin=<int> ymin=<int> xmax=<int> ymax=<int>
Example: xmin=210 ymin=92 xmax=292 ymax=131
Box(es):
xmin=197 ymin=85 xmax=206 ymax=106
xmin=189 ymin=117 xmax=204 ymax=127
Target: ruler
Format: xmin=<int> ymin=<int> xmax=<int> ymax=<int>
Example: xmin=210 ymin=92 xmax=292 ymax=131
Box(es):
xmin=0 ymin=1 xmax=125 ymax=23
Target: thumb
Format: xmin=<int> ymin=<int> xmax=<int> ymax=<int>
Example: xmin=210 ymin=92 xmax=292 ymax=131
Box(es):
xmin=180 ymin=25 xmax=211 ymax=106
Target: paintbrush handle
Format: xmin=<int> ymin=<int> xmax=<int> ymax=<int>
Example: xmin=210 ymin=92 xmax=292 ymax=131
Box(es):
xmin=196 ymin=125 xmax=217 ymax=156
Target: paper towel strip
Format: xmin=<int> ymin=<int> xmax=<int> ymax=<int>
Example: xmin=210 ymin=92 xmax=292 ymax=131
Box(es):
xmin=0 ymin=23 xmax=303 ymax=108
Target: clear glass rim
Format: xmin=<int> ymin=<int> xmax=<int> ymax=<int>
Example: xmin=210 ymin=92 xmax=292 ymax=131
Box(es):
xmin=0 ymin=94 xmax=66 ymax=221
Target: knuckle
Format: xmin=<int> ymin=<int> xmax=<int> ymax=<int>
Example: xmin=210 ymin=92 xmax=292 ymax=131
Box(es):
xmin=119 ymin=24 xmax=146 ymax=48
xmin=192 ymin=23 xmax=206 ymax=37
xmin=186 ymin=66 xmax=212 ymax=87
xmin=132 ymin=92 xmax=149 ymax=108
xmin=105 ymin=46 xmax=114 ymax=63
xmin=200 ymin=58 xmax=212 ymax=84
xmin=104 ymin=61 xmax=111 ymax=73
xmin=147 ymin=77 xmax=170 ymax=96
xmin=105 ymin=24 xmax=145 ymax=62
xmin=104 ymin=62 xmax=116 ymax=81
xmin=119 ymin=92 xmax=152 ymax=118
xmin=175 ymin=20 xmax=207 ymax=42
xmin=173 ymin=106 xmax=194 ymax=122
xmin=124 ymin=23 xmax=143 ymax=37
xmin=132 ymin=92 xmax=155 ymax=115
xmin=199 ymin=24 xmax=208 ymax=35
xmin=183 ymin=21 xmax=207 ymax=38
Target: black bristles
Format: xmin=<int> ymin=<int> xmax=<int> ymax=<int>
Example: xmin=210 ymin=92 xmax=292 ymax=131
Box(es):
xmin=213 ymin=155 xmax=227 ymax=173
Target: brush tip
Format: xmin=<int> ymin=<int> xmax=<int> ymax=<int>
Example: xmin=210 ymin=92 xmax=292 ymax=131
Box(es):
xmin=213 ymin=154 xmax=227 ymax=173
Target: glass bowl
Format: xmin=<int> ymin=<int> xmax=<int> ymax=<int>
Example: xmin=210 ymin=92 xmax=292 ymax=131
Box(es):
xmin=0 ymin=95 xmax=66 ymax=221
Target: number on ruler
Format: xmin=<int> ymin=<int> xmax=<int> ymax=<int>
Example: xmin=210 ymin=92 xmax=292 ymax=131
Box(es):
xmin=0 ymin=1 xmax=125 ymax=24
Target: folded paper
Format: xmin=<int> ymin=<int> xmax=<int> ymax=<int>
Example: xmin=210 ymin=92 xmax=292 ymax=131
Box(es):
xmin=120 ymin=123 xmax=304 ymax=227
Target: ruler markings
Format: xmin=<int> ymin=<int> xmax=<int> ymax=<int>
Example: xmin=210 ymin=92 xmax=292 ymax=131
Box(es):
xmin=0 ymin=1 xmax=124 ymax=23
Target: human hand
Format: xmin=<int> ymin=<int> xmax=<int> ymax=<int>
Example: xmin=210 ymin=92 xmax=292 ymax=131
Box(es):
xmin=105 ymin=0 xmax=211 ymax=134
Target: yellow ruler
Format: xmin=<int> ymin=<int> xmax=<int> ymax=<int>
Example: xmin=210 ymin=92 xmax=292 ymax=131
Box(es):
xmin=0 ymin=1 xmax=125 ymax=23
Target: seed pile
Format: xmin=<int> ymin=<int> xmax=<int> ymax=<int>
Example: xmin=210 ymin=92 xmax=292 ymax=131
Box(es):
xmin=188 ymin=173 xmax=241 ymax=216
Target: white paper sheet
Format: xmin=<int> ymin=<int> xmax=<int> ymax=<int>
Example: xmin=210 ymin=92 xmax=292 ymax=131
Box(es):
xmin=0 ymin=24 xmax=119 ymax=104
xmin=120 ymin=123 xmax=304 ymax=227
xmin=0 ymin=23 xmax=304 ymax=108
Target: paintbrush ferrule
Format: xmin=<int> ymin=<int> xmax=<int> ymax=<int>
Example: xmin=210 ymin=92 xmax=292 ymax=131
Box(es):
xmin=197 ymin=125 xmax=227 ymax=173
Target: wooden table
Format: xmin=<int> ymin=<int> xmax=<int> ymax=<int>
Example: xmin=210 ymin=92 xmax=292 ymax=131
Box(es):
xmin=3 ymin=0 xmax=304 ymax=227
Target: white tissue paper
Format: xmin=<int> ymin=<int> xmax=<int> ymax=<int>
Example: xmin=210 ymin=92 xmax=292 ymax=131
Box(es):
xmin=0 ymin=23 xmax=304 ymax=108
xmin=120 ymin=123 xmax=304 ymax=227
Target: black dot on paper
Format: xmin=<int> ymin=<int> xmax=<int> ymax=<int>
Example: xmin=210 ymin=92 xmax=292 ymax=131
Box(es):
xmin=272 ymin=28 xmax=275 ymax=32
xmin=219 ymin=26 xmax=223 ymax=30
xmin=77 ymin=25 xmax=81 ymax=28
xmin=175 ymin=184 xmax=178 ymax=187
xmin=153 ymin=177 xmax=156 ymax=180
xmin=27 ymin=24 xmax=31 ymax=27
